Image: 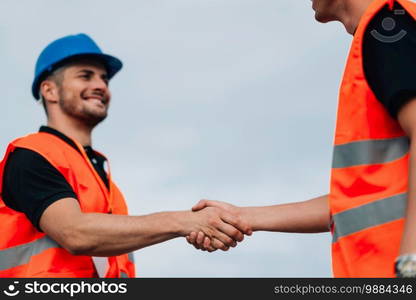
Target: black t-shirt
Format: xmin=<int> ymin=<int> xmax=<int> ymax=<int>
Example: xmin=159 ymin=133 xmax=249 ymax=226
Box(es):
xmin=2 ymin=126 xmax=109 ymax=231
xmin=363 ymin=2 xmax=416 ymax=118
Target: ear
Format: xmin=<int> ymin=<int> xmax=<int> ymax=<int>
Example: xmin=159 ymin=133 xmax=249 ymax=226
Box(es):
xmin=39 ymin=80 xmax=59 ymax=104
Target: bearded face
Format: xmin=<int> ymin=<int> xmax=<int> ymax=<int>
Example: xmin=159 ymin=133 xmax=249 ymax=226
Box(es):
xmin=56 ymin=59 xmax=111 ymax=128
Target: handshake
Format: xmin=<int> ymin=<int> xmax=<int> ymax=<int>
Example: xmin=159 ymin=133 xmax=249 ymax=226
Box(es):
xmin=183 ymin=199 xmax=252 ymax=252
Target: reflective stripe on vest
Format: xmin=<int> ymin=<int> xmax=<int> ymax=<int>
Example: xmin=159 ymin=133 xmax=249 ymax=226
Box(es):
xmin=332 ymin=193 xmax=407 ymax=242
xmin=128 ymin=252 xmax=135 ymax=264
xmin=332 ymin=137 xmax=409 ymax=169
xmin=120 ymin=271 xmax=129 ymax=278
xmin=0 ymin=236 xmax=60 ymax=271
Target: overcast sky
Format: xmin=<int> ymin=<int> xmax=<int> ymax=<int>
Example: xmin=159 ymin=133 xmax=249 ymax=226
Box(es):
xmin=1 ymin=0 xmax=352 ymax=277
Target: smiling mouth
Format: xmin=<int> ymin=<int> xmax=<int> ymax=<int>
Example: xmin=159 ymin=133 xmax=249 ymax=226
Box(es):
xmin=83 ymin=96 xmax=107 ymax=105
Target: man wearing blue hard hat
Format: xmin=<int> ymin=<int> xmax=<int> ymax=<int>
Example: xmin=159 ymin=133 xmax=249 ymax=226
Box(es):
xmin=0 ymin=33 xmax=251 ymax=278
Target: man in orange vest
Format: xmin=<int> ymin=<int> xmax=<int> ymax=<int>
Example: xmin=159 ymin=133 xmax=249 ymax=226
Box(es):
xmin=0 ymin=33 xmax=252 ymax=277
xmin=188 ymin=0 xmax=416 ymax=278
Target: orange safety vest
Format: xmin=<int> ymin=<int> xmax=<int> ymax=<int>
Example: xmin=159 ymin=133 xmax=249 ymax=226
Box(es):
xmin=330 ymin=0 xmax=416 ymax=277
xmin=0 ymin=132 xmax=136 ymax=278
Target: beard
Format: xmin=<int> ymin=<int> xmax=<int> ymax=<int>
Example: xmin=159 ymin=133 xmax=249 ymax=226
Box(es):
xmin=58 ymin=89 xmax=108 ymax=128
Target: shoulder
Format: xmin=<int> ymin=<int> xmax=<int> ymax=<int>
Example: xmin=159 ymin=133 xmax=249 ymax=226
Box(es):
xmin=6 ymin=147 xmax=45 ymax=163
xmin=4 ymin=148 xmax=56 ymax=175
xmin=12 ymin=132 xmax=65 ymax=149
xmin=10 ymin=132 xmax=74 ymax=169
xmin=362 ymin=2 xmax=416 ymax=119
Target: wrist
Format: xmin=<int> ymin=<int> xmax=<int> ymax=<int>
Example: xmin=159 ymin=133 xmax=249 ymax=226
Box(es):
xmin=171 ymin=211 xmax=194 ymax=237
xmin=240 ymin=207 xmax=257 ymax=232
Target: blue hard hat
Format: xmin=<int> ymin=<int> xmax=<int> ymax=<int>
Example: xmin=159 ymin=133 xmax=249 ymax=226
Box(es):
xmin=32 ymin=33 xmax=123 ymax=100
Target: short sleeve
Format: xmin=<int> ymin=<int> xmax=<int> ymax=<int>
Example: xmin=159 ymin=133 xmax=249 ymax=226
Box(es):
xmin=363 ymin=3 xmax=416 ymax=119
xmin=2 ymin=148 xmax=78 ymax=231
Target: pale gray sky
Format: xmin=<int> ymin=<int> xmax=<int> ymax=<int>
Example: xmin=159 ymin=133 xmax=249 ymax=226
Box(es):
xmin=1 ymin=0 xmax=352 ymax=277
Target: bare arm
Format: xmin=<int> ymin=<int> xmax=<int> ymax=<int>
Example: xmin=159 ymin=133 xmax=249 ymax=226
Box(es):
xmin=192 ymin=195 xmax=330 ymax=233
xmin=239 ymin=195 xmax=330 ymax=233
xmin=397 ymin=99 xmax=416 ymax=255
xmin=39 ymin=197 xmax=251 ymax=256
xmin=187 ymin=195 xmax=330 ymax=250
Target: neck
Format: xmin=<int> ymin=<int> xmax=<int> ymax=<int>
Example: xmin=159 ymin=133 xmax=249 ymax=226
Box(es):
xmin=47 ymin=117 xmax=93 ymax=147
xmin=337 ymin=0 xmax=374 ymax=35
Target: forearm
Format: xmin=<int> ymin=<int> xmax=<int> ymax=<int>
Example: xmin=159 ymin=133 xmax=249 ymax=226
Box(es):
xmin=42 ymin=197 xmax=249 ymax=256
xmin=240 ymin=195 xmax=330 ymax=233
xmin=66 ymin=210 xmax=191 ymax=256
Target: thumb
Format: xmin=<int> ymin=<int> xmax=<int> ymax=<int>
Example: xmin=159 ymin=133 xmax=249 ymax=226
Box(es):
xmin=192 ymin=199 xmax=209 ymax=211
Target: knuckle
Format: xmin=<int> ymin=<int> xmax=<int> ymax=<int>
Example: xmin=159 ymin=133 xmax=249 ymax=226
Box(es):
xmin=208 ymin=218 xmax=218 ymax=227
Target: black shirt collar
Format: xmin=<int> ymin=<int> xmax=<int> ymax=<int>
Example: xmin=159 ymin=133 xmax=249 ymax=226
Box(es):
xmin=39 ymin=126 xmax=109 ymax=188
xmin=39 ymin=126 xmax=105 ymax=160
xmin=39 ymin=126 xmax=80 ymax=153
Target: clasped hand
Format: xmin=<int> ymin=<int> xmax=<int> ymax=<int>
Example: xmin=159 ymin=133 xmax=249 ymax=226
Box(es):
xmin=186 ymin=199 xmax=251 ymax=252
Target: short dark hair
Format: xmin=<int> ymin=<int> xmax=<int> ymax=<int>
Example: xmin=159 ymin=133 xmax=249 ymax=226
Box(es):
xmin=39 ymin=65 xmax=66 ymax=116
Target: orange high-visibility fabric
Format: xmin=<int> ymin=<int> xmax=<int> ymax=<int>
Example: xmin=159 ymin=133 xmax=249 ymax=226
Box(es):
xmin=0 ymin=132 xmax=135 ymax=277
xmin=330 ymin=0 xmax=416 ymax=277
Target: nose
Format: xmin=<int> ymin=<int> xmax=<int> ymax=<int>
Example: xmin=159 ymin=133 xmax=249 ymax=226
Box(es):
xmin=90 ymin=76 xmax=108 ymax=91
xmin=88 ymin=75 xmax=111 ymax=101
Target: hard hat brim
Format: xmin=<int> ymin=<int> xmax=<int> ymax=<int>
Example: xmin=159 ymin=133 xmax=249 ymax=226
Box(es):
xmin=32 ymin=53 xmax=122 ymax=100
